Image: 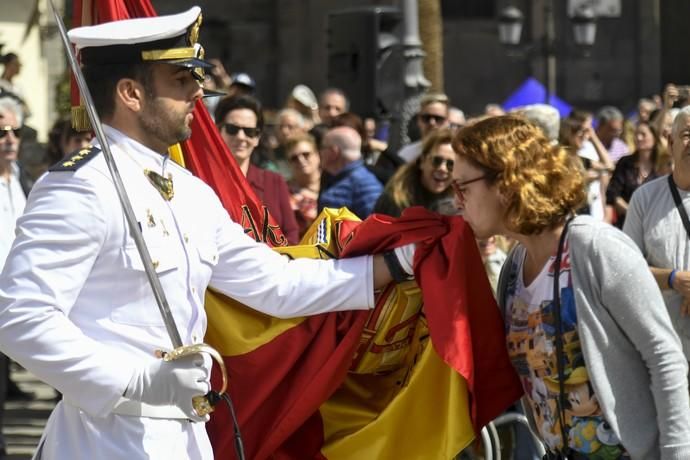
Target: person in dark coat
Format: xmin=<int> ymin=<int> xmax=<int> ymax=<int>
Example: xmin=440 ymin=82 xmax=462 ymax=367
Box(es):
xmin=215 ymin=95 xmax=300 ymax=244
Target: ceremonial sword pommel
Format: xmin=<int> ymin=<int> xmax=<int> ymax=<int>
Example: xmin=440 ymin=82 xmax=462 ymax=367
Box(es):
xmin=156 ymin=343 xmax=228 ymax=417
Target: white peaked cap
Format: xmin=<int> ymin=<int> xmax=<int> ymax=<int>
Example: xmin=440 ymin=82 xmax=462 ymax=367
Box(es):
xmin=66 ymin=6 xmax=213 ymax=82
xmin=68 ymin=7 xmax=202 ymax=50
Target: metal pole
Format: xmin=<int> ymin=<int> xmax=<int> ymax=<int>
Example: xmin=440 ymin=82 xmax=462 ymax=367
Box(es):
xmin=401 ymin=0 xmax=428 ymax=90
xmin=544 ymin=0 xmax=556 ymax=105
xmin=396 ymin=0 xmax=430 ymax=151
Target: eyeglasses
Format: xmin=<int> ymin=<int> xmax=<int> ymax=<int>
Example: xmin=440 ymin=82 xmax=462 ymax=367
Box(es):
xmin=222 ymin=123 xmax=260 ymax=138
xmin=451 ymin=175 xmax=488 ymax=202
xmin=0 ymin=125 xmax=21 ymax=139
xmin=288 ymin=151 xmax=313 ymax=163
xmin=419 ymin=114 xmax=446 ymax=125
xmin=430 ymin=156 xmax=454 ymax=172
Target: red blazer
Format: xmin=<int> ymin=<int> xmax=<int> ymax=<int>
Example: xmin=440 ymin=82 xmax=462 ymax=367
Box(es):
xmin=246 ymin=165 xmax=300 ymax=245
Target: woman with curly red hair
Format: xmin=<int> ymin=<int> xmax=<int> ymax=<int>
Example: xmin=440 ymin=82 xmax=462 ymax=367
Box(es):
xmin=452 ymin=115 xmax=690 ymax=459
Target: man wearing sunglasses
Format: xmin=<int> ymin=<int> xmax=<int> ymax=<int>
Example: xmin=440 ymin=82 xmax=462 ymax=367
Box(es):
xmin=0 ymin=95 xmax=25 ymax=458
xmin=0 ymin=95 xmax=24 ymax=268
xmin=397 ymin=92 xmax=450 ymax=164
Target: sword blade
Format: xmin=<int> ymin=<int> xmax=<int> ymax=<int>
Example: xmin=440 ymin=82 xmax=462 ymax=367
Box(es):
xmin=48 ymin=0 xmax=183 ymax=348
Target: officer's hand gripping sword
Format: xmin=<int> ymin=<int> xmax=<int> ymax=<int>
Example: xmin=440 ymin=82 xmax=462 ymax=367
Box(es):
xmin=48 ymin=0 xmax=227 ymax=418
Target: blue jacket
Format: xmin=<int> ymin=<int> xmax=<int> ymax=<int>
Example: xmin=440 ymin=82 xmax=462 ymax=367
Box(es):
xmin=318 ymin=160 xmax=383 ymax=219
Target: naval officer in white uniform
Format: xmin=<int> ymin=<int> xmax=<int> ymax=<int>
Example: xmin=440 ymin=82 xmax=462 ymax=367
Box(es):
xmin=0 ymin=7 xmax=414 ymax=459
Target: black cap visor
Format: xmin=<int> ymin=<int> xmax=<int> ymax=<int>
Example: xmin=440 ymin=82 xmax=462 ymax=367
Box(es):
xmin=168 ymin=57 xmax=215 ymax=70
xmin=202 ymin=88 xmax=226 ymax=98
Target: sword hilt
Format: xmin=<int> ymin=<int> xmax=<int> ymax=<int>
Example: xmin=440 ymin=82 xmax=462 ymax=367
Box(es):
xmin=157 ymin=343 xmax=228 ymax=417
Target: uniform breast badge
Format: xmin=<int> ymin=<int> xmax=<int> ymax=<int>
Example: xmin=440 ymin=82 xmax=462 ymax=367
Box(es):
xmin=146 ymin=209 xmax=156 ymax=228
xmin=144 ymin=169 xmax=174 ymax=201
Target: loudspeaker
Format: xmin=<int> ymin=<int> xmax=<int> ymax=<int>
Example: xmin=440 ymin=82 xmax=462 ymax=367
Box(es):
xmin=661 ymin=0 xmax=690 ymax=86
xmin=327 ymin=6 xmax=404 ymax=119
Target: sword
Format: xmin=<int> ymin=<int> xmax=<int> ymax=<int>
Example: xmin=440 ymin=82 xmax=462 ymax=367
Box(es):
xmin=48 ymin=0 xmax=227 ymax=417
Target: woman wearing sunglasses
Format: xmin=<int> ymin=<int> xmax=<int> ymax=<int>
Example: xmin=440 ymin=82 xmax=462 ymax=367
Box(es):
xmin=453 ymin=115 xmax=690 ymax=459
xmin=373 ymin=128 xmax=457 ymax=217
xmin=215 ymin=95 xmax=300 ymax=244
xmin=284 ymin=133 xmax=321 ymax=239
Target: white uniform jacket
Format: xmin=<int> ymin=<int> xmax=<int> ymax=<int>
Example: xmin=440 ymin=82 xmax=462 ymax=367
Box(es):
xmin=0 ymin=126 xmax=374 ymax=459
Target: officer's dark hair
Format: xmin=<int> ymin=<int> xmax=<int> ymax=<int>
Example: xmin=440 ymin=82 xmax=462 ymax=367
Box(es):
xmin=213 ymin=94 xmax=264 ymax=131
xmin=82 ymin=62 xmax=155 ymax=119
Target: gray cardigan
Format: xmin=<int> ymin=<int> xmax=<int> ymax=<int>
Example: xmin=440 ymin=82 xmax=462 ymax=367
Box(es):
xmin=498 ymin=215 xmax=690 ymax=460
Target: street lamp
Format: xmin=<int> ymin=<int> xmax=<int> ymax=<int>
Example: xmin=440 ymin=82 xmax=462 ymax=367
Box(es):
xmin=498 ymin=2 xmax=597 ymax=103
xmin=498 ymin=6 xmax=523 ymax=46
xmin=572 ymin=6 xmax=597 ymax=47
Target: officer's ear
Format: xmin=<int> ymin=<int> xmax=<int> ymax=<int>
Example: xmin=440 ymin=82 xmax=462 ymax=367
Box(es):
xmin=114 ymin=77 xmax=146 ymax=114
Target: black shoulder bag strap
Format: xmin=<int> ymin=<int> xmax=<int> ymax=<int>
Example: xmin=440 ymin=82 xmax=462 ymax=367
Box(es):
xmin=668 ymin=175 xmax=690 ymax=239
xmin=497 ymin=245 xmax=522 ymax=320
xmin=553 ymin=215 xmax=575 ymax=458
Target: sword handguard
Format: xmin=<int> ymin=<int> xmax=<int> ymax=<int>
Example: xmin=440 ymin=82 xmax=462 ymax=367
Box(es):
xmin=159 ymin=343 xmax=228 ymax=417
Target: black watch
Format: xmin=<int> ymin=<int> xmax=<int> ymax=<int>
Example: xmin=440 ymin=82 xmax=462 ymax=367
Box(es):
xmin=382 ymin=250 xmax=414 ymax=284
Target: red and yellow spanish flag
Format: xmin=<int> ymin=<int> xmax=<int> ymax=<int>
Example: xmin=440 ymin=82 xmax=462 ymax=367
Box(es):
xmin=71 ymin=2 xmax=523 ymax=459
xmin=205 ymin=207 xmax=523 ymax=459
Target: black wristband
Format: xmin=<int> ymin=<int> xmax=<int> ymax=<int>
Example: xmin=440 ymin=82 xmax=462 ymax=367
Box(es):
xmin=382 ymin=250 xmax=413 ymax=284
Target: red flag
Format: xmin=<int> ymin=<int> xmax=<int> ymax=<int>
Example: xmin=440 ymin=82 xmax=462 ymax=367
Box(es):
xmin=182 ymin=107 xmax=288 ymax=245
xmin=207 ymin=207 xmax=523 ymax=459
xmin=342 ymin=207 xmax=524 ymax=431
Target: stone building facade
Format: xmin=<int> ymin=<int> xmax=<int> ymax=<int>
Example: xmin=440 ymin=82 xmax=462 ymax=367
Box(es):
xmin=155 ymin=0 xmax=684 ymax=117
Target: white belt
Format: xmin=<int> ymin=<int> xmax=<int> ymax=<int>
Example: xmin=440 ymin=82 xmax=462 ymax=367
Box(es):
xmin=110 ymin=397 xmax=189 ymax=420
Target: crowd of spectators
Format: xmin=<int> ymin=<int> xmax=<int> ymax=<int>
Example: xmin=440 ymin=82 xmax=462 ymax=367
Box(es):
xmin=3 ymin=49 xmax=689 ymax=255
xmin=4 ymin=51 xmax=686 ymax=279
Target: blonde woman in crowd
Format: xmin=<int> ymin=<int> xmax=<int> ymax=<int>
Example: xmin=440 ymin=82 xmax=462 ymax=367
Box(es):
xmin=605 ymin=121 xmax=663 ymax=228
xmin=559 ymin=111 xmax=613 ymax=220
xmin=284 ymin=133 xmax=321 ymax=239
xmin=373 ymin=128 xmax=457 ymax=217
